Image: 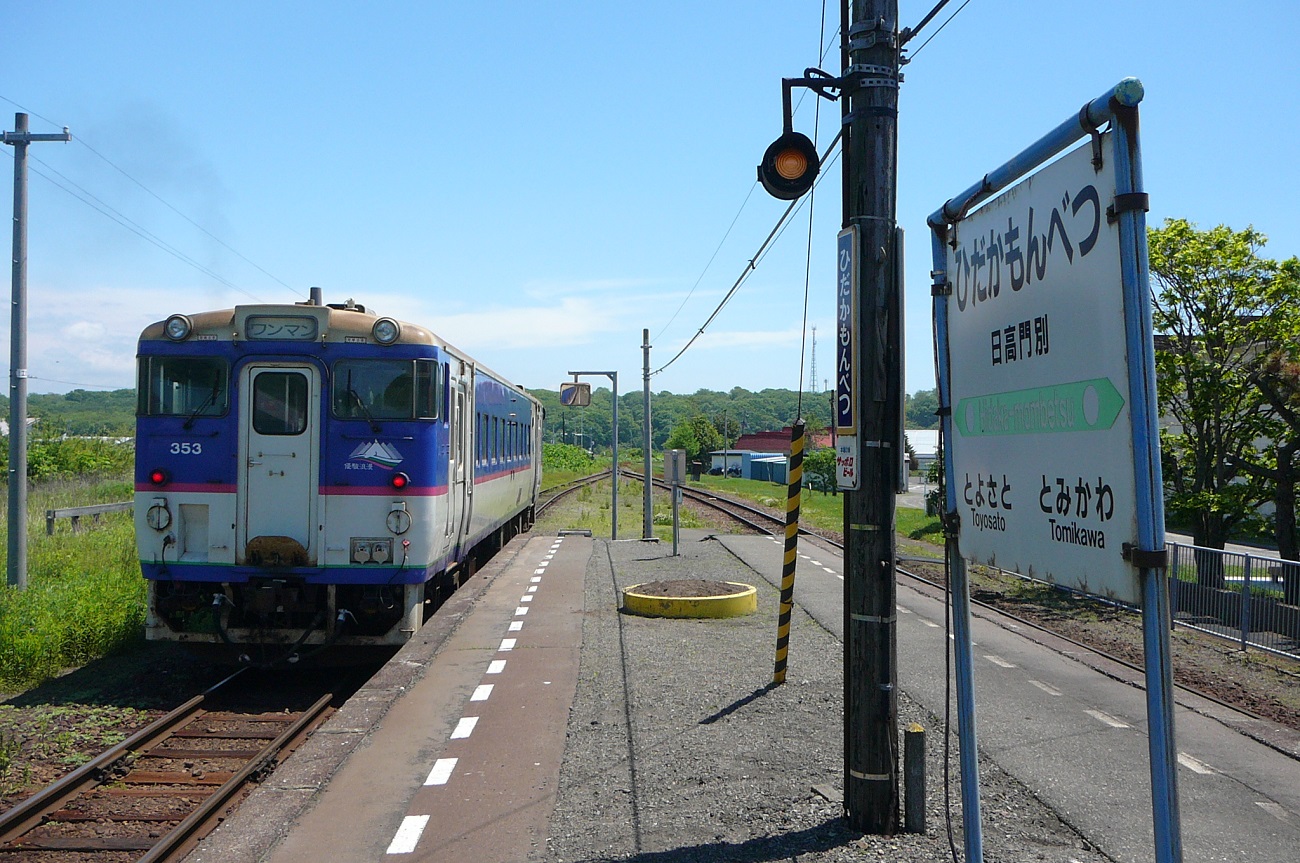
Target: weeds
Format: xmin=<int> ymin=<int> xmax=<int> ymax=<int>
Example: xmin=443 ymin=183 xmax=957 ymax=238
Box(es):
xmin=0 ymin=472 xmax=143 ymax=693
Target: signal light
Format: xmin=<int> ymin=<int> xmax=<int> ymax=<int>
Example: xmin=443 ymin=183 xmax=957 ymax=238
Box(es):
xmin=390 ymin=472 xmax=410 ymax=490
xmin=149 ymin=468 xmax=170 ymax=487
xmin=758 ymin=131 xmax=820 ymax=200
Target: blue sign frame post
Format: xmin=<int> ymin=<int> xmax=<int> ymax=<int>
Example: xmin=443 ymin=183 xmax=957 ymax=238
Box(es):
xmin=927 ymin=79 xmax=1181 ymax=863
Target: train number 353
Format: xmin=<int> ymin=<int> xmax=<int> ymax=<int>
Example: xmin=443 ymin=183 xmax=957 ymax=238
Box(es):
xmin=169 ymin=442 xmax=203 ymax=455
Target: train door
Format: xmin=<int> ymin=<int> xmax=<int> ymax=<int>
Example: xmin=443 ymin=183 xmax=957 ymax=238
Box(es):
xmin=238 ymin=364 xmax=320 ymax=563
xmin=446 ymin=363 xmax=473 ymax=556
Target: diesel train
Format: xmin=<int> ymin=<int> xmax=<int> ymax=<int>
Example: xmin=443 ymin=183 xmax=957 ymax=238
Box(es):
xmin=134 ymin=291 xmax=543 ymax=661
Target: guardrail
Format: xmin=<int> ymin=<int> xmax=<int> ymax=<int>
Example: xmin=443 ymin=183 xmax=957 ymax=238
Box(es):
xmin=45 ymin=501 xmax=133 ymax=535
xmin=1168 ymin=542 xmax=1300 ymax=658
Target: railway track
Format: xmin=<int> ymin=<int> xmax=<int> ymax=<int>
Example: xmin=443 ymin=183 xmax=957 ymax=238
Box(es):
xmin=535 ymin=470 xmax=612 ymax=520
xmin=548 ymin=470 xmax=1300 ymax=741
xmin=0 ymin=671 xmax=334 ymax=862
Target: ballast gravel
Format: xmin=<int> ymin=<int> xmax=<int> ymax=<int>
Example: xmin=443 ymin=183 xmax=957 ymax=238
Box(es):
xmin=540 ymin=534 xmax=1109 ymax=863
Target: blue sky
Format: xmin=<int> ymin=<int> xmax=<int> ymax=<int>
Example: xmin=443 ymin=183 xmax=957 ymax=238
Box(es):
xmin=5 ymin=1 xmax=1298 ymax=401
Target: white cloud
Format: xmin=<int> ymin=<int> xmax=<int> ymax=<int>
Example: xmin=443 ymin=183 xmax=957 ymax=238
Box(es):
xmin=429 ymin=296 xmax=624 ymax=350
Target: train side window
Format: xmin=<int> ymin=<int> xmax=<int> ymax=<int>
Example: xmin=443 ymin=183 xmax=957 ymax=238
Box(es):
xmin=252 ymin=371 xmax=308 ymax=435
xmin=137 ymin=357 xmax=229 ymax=418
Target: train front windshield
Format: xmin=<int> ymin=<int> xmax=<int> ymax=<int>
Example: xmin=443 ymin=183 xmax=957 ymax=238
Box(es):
xmin=138 ymin=357 xmax=229 ymax=417
xmin=332 ymin=358 xmax=442 ymax=421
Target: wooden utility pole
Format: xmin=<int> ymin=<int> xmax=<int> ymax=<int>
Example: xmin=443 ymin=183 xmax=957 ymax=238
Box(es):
xmin=841 ymin=0 xmax=900 ymax=832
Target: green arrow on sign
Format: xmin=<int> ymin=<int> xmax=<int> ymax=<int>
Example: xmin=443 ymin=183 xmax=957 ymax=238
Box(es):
xmin=954 ymin=377 xmax=1125 ymax=437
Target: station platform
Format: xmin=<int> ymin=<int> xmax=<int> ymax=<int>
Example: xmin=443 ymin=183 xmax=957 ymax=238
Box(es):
xmin=181 ymin=529 xmax=1300 ymax=863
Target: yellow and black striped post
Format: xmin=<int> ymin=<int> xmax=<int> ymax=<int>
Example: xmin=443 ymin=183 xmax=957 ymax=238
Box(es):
xmin=773 ymin=419 xmax=806 ymax=685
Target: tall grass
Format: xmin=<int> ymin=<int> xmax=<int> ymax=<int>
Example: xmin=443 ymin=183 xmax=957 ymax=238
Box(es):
xmin=0 ymin=474 xmax=143 ymax=693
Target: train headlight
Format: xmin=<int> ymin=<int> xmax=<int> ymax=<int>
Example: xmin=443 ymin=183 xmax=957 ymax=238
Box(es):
xmin=146 ymin=499 xmax=172 ymax=531
xmin=386 ymin=509 xmax=412 ymax=535
xmin=372 ymin=318 xmax=401 ymax=345
xmin=164 ymin=314 xmax=193 ymax=341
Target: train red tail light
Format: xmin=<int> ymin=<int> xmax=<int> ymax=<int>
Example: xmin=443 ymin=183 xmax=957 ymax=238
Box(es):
xmin=390 ymin=472 xmax=410 ymax=490
xmin=148 ymin=468 xmax=170 ymax=487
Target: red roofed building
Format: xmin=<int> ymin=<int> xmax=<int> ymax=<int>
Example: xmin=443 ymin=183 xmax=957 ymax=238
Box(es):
xmin=733 ymin=426 xmax=832 ymax=455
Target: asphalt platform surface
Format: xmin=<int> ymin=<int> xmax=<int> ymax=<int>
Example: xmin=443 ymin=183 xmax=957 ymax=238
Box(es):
xmin=182 ymin=528 xmax=1124 ymax=863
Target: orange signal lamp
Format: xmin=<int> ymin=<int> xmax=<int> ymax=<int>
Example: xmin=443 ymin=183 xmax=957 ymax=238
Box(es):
xmin=758 ymin=131 xmax=820 ymax=200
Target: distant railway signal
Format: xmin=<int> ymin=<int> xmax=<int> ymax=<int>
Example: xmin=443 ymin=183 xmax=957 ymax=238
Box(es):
xmin=758 ymin=131 xmax=820 ymax=200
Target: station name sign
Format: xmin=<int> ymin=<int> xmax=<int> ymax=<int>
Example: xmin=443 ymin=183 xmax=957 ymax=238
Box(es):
xmin=942 ymin=134 xmax=1139 ymax=603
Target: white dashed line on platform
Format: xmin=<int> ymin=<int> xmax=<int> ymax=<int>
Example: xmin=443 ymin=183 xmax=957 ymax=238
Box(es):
xmin=534 ymin=569 xmax=546 ymax=575
xmin=1029 ymin=680 xmax=1062 ymax=696
xmin=527 ymin=585 xmax=537 ymax=593
xmin=515 ymin=607 xmax=529 ymax=616
xmin=471 ymin=684 xmax=494 ymax=701
xmin=508 ymin=621 xmax=523 ymax=631
xmin=424 ymin=758 xmax=457 ymax=786
xmin=1178 ymin=753 xmax=1216 ymax=774
xmin=822 ymin=567 xmax=836 ymax=574
xmin=921 ymin=620 xmax=940 ymax=628
xmin=531 ymin=576 xmax=542 ymax=583
xmin=487 ymin=660 xmax=506 ymax=674
xmin=521 ymin=595 xmax=533 ymax=602
xmin=984 ymin=655 xmax=1016 ymax=668
xmin=499 ymin=638 xmax=516 ymax=650
xmin=897 ymin=605 xmax=913 ymax=614
xmin=386 ymin=815 xmax=429 ymax=854
xmin=1085 ymin=709 xmax=1129 ymax=728
xmin=450 ymin=717 xmax=478 ymax=739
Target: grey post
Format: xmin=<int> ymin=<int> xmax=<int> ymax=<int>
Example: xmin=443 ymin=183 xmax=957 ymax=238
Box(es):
xmin=4 ymin=113 xmax=71 ymax=589
xmin=569 ymin=370 xmax=618 ymax=539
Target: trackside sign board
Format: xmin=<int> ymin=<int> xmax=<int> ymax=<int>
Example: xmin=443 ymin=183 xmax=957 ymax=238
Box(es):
xmin=942 ymin=133 xmax=1139 ymax=603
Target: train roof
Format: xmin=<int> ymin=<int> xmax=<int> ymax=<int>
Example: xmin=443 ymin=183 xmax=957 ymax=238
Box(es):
xmin=139 ymin=301 xmax=542 ymax=407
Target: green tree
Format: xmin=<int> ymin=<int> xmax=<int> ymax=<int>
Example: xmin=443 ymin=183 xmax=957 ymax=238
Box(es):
xmin=904 ymin=389 xmax=940 ymax=429
xmin=1150 ymin=219 xmax=1297 ymax=586
xmin=664 ymin=415 xmax=722 ymax=464
xmin=1238 ymin=351 xmax=1300 ymax=604
xmin=804 ymin=446 xmax=837 ymax=494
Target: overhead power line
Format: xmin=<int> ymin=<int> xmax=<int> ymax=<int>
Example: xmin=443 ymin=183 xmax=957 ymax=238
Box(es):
xmin=906 ymin=0 xmax=974 ymax=59
xmin=10 ymin=150 xmax=266 ymax=303
xmin=76 ymin=138 xmax=296 ymax=294
xmin=0 ymin=94 xmax=295 ymax=300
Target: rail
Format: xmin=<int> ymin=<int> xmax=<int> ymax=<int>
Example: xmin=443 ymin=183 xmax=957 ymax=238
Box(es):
xmin=0 ymin=670 xmax=333 ymax=862
xmin=558 ymin=472 xmax=1300 ymax=661
xmin=45 ymin=500 xmax=132 ymax=534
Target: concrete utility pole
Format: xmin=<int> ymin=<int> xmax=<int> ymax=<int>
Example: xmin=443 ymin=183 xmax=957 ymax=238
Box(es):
xmin=4 ymin=114 xmax=71 ymax=590
xmin=642 ymin=329 xmax=653 ymax=539
xmin=841 ymin=0 xmax=901 ymax=832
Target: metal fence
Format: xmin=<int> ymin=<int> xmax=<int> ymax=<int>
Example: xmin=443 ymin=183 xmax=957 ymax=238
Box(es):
xmin=45 ymin=501 xmax=133 ymax=535
xmin=1168 ymin=542 xmax=1300 ymax=659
